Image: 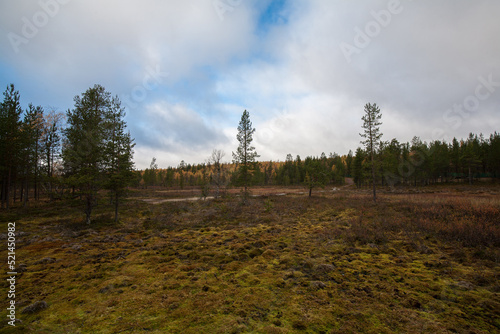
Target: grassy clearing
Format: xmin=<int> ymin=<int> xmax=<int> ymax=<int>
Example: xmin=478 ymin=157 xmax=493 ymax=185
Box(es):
xmin=1 ymin=186 xmax=499 ymax=333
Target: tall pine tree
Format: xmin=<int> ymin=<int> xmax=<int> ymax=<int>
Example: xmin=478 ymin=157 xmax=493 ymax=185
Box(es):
xmin=0 ymin=84 xmax=23 ymax=209
xmin=63 ymin=84 xmax=134 ymax=224
xmin=232 ymin=110 xmax=259 ymax=198
xmin=360 ymin=103 xmax=382 ymax=202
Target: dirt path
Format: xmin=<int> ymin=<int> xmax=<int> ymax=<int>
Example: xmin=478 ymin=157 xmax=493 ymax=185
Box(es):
xmin=344 ymin=177 xmax=355 ymax=186
xmin=138 ymin=184 xmax=353 ymax=205
xmin=141 ymin=196 xmax=215 ymax=204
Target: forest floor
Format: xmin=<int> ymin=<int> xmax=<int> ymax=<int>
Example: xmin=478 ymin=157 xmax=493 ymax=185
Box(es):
xmin=1 ymin=183 xmax=499 ymax=333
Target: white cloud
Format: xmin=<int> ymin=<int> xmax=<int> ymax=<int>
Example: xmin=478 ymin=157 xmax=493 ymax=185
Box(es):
xmin=131 ymin=101 xmax=230 ymax=167
xmin=0 ymin=0 xmax=257 ymax=101
xmin=1 ymin=0 xmax=499 ymax=169
xmin=219 ymin=0 xmax=500 ymax=157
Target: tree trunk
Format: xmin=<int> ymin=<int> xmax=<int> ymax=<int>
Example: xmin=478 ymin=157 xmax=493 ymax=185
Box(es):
xmin=35 ymin=135 xmax=38 ymax=201
xmin=0 ymin=178 xmax=4 ymax=209
xmin=48 ymin=150 xmax=53 ymax=201
xmin=6 ymin=168 xmax=11 ymax=209
xmin=13 ymin=176 xmax=17 ymax=204
xmin=215 ymin=169 xmax=221 ymax=199
xmin=20 ymin=178 xmax=24 ymax=203
xmin=244 ymin=165 xmax=248 ymax=198
xmin=243 ymin=164 xmax=249 ymax=202
xmin=85 ymin=194 xmax=93 ymax=224
xmin=23 ymin=173 xmax=29 ymax=208
xmin=114 ymin=192 xmax=119 ymax=223
xmin=371 ymin=150 xmax=376 ymax=202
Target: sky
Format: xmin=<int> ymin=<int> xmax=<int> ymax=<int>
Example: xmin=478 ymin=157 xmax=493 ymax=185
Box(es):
xmin=1 ymin=0 xmax=499 ymax=169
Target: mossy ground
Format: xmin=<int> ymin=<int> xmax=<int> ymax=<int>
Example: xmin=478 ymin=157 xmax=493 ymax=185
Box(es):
xmin=1 ymin=185 xmax=499 ymax=333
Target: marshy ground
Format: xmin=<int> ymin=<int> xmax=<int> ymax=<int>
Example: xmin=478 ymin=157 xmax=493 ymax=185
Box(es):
xmin=1 ymin=184 xmax=499 ymax=333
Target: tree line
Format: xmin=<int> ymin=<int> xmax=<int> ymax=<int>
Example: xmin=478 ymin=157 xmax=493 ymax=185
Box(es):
xmin=139 ymin=105 xmax=500 ymax=199
xmin=352 ymin=132 xmax=500 ymax=188
xmin=0 ymin=84 xmax=65 ymax=209
xmin=138 ymin=109 xmax=346 ymax=197
xmin=2 ymin=84 xmax=499 ymax=218
xmin=0 ymin=84 xmax=135 ymax=223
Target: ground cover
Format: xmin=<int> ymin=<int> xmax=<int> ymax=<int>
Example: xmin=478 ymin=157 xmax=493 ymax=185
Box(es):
xmin=1 ymin=185 xmax=499 ymax=333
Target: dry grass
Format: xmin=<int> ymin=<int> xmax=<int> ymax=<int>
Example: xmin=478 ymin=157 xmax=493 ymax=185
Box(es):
xmin=1 ymin=185 xmax=499 ymax=333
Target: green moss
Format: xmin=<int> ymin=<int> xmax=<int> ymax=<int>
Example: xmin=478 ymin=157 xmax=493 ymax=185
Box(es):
xmin=1 ymin=188 xmax=500 ymax=333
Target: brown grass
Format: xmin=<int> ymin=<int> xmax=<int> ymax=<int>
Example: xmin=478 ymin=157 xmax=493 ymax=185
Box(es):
xmin=1 ymin=185 xmax=499 ymax=333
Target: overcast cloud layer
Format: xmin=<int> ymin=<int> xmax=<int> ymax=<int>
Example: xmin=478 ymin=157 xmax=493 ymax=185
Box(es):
xmin=1 ymin=0 xmax=499 ymax=169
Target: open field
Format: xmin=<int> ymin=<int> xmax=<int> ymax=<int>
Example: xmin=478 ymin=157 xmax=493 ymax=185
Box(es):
xmin=1 ymin=185 xmax=500 ymax=333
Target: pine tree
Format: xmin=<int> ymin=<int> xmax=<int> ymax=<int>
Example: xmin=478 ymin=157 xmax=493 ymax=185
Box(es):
xmin=331 ymin=154 xmax=346 ymax=185
xmin=488 ymin=132 xmax=500 ymax=178
xmin=360 ymin=103 xmax=382 ymax=202
xmin=142 ymin=157 xmax=158 ymax=188
xmin=380 ymin=139 xmax=403 ymax=187
xmin=450 ymin=138 xmax=461 ymax=178
xmin=20 ymin=104 xmax=44 ymax=206
xmin=232 ymin=110 xmax=259 ymax=198
xmin=461 ymin=133 xmax=481 ymax=185
xmin=103 ymin=96 xmax=135 ymax=222
xmin=63 ymin=84 xmax=134 ymax=224
xmin=345 ymin=150 xmax=353 ymax=177
xmin=64 ymin=85 xmax=109 ymax=223
xmin=0 ymin=84 xmax=23 ymax=209
xmin=352 ymin=148 xmax=366 ymax=188
xmin=304 ymin=157 xmax=329 ymax=197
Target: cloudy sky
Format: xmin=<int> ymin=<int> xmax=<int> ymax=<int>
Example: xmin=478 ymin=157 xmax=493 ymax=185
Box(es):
xmin=1 ymin=0 xmax=499 ymax=169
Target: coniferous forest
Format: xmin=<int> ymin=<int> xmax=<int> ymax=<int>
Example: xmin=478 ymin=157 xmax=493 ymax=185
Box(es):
xmin=2 ymin=83 xmax=499 ymax=214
